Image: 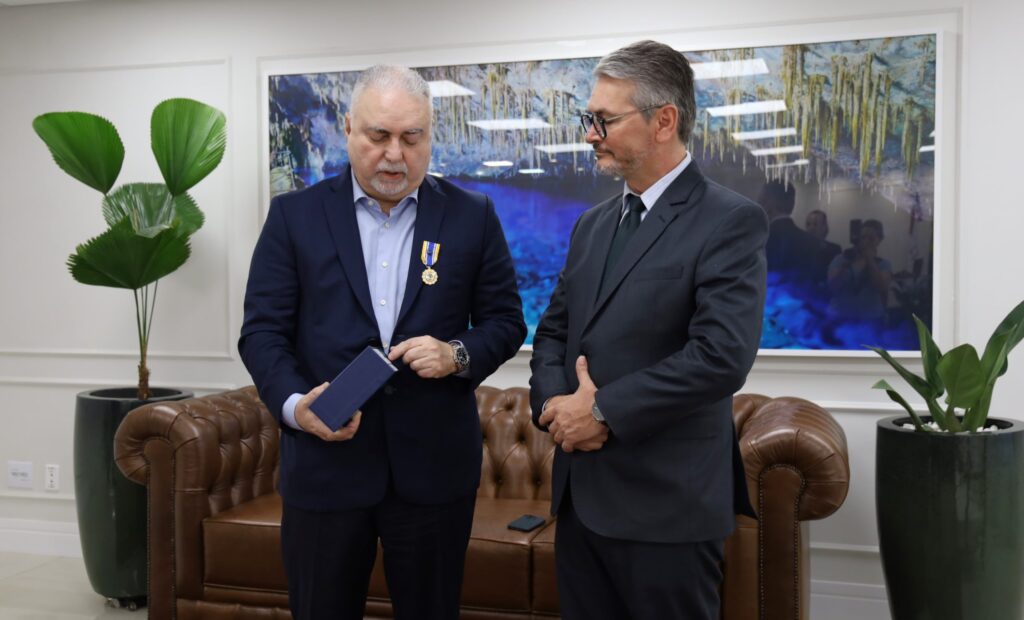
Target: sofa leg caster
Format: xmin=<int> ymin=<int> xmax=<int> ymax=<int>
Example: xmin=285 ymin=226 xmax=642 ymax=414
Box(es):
xmin=105 ymin=597 xmax=145 ymax=611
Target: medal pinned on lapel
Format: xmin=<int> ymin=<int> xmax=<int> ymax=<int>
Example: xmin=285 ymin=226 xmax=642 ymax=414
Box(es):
xmin=420 ymin=241 xmax=440 ymax=285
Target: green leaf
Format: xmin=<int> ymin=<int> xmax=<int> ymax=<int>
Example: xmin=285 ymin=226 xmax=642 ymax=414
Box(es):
xmin=866 ymin=346 xmax=937 ymax=400
xmin=980 ymin=299 xmax=1024 ymax=383
xmin=927 ymin=398 xmax=956 ymax=431
xmin=172 ymin=191 xmax=204 ymax=238
xmin=67 ymin=218 xmax=190 ymax=289
xmin=936 ymin=344 xmax=984 ymax=409
xmin=102 ymin=183 xmax=175 ymax=237
xmin=151 ymin=98 xmax=226 ymax=196
xmin=101 ymin=183 xmax=203 ymax=239
xmin=914 ymin=314 xmax=945 ymax=395
xmin=964 ymin=384 xmax=995 ymax=431
xmin=873 ymin=379 xmax=930 ymax=431
xmin=32 ymin=112 xmax=124 ymax=194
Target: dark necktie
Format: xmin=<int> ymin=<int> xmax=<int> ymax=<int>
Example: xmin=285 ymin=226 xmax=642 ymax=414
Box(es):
xmin=599 ymin=193 xmax=645 ymax=295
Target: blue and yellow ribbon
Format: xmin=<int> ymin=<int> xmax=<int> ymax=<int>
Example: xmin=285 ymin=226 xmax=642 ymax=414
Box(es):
xmin=420 ymin=241 xmax=440 ymax=267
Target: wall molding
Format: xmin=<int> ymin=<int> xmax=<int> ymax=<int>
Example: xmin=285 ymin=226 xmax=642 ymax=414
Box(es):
xmin=0 ymin=347 xmax=234 ymax=361
xmin=0 ymin=490 xmax=74 ymax=502
xmin=812 ymin=400 xmax=907 ymax=416
xmin=505 ymin=348 xmax=921 ymax=377
xmin=0 ymin=376 xmax=238 ymax=392
xmin=812 ymin=578 xmax=888 ymax=602
xmin=811 ymin=541 xmax=881 ymax=555
xmin=0 ymin=518 xmax=81 ymax=558
xmin=0 ymin=57 xmax=229 ymax=77
xmin=253 ymin=8 xmax=962 ymax=64
xmin=1 ymin=55 xmax=237 ymax=354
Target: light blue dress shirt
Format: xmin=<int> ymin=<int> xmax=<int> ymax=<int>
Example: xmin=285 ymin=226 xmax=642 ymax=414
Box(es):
xmin=281 ymin=172 xmax=418 ymax=430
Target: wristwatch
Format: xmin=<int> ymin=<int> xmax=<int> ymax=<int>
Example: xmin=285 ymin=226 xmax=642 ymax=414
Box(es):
xmin=449 ymin=340 xmax=470 ymax=373
xmin=591 ymin=402 xmax=607 ymax=425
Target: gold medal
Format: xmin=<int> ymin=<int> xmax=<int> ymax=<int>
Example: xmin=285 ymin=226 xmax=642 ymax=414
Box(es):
xmin=420 ymin=241 xmax=441 ymax=285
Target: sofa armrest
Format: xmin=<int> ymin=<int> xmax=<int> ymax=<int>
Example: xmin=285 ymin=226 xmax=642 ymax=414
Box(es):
xmin=737 ymin=396 xmax=850 ymax=521
xmin=113 ymin=387 xmax=279 ymax=619
xmin=732 ymin=395 xmax=850 ymax=620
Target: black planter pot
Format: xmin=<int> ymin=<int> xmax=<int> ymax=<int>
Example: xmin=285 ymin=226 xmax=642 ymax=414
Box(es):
xmin=74 ymin=387 xmax=192 ymax=608
xmin=876 ymin=415 xmax=1024 ymax=620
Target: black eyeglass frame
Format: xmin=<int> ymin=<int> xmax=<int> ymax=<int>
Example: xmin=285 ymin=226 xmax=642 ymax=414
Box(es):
xmin=579 ymin=103 xmax=668 ymax=139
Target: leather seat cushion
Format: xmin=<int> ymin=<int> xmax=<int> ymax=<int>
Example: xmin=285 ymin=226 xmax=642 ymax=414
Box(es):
xmin=530 ymin=520 xmax=559 ymax=614
xmin=370 ymin=498 xmax=553 ymax=612
xmin=203 ymin=493 xmax=288 ymax=594
xmin=204 ymin=493 xmax=554 ymax=613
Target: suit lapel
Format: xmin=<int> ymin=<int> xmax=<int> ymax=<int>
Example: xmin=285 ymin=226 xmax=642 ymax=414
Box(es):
xmin=396 ymin=175 xmax=446 ymax=327
xmin=582 ymin=160 xmax=707 ymax=332
xmin=580 ymin=198 xmax=623 ymax=309
xmin=322 ymin=167 xmax=378 ymax=328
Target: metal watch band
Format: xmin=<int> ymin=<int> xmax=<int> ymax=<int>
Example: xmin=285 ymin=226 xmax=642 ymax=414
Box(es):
xmin=449 ymin=339 xmax=470 ymax=373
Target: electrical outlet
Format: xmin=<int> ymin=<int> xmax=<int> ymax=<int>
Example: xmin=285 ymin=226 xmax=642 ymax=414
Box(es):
xmin=7 ymin=460 xmax=33 ymax=489
xmin=44 ymin=464 xmax=59 ymax=492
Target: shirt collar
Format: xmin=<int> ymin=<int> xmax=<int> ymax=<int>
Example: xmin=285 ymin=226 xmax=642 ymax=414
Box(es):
xmin=621 ymin=151 xmax=692 ymax=214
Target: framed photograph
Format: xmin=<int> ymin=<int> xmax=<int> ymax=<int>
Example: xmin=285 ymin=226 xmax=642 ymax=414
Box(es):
xmin=261 ymin=18 xmax=954 ymax=353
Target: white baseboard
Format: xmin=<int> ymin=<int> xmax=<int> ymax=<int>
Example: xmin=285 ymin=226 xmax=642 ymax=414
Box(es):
xmin=811 ymin=579 xmax=890 ymax=620
xmin=0 ymin=518 xmax=81 ymax=557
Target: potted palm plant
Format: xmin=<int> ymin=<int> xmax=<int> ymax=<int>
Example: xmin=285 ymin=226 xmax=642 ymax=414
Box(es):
xmin=870 ymin=299 xmax=1024 ymax=620
xmin=33 ymin=98 xmax=226 ymax=609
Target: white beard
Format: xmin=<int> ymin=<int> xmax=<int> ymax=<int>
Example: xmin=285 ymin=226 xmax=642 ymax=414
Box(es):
xmin=370 ymin=163 xmax=410 ymax=196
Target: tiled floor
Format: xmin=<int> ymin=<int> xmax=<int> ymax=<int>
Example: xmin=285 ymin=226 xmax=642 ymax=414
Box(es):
xmin=0 ymin=552 xmax=138 ymax=619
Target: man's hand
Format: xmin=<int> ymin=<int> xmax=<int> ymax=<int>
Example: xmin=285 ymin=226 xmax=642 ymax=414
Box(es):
xmin=566 ymin=426 xmax=610 ymax=453
xmin=295 ymin=382 xmax=363 ymax=442
xmin=538 ymin=395 xmax=569 ymax=427
xmin=388 ymin=336 xmax=457 ymax=378
xmin=544 ymin=356 xmax=609 ymax=453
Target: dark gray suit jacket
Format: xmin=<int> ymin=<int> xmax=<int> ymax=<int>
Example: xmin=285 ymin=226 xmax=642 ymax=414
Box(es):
xmin=530 ymin=161 xmax=767 ymax=543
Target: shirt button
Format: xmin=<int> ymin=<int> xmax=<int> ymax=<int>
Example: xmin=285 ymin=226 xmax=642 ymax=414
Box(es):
xmin=383 ymin=222 xmax=391 ymax=229
xmin=382 ymin=261 xmax=389 ymax=268
xmin=379 ymin=299 xmax=387 ymax=306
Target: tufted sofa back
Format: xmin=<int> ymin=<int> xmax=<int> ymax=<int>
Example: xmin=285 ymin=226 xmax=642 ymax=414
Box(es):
xmin=475 ymin=386 xmax=554 ymax=501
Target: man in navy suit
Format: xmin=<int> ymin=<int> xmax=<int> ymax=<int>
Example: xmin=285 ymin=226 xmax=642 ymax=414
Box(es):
xmin=530 ymin=41 xmax=767 ymax=619
xmin=239 ymin=65 xmax=526 ymax=620
xmin=760 ymin=179 xmax=826 ymax=287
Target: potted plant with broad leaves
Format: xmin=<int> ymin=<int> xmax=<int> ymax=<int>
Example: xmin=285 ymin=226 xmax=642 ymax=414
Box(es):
xmin=33 ymin=98 xmax=226 ymax=609
xmin=870 ymin=299 xmax=1024 ymax=620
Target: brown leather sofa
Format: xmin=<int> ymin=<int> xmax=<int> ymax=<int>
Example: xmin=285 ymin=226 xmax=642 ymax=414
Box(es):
xmin=114 ymin=386 xmax=849 ymax=620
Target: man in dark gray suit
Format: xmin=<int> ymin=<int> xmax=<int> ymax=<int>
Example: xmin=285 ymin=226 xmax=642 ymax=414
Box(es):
xmin=529 ymin=40 xmax=767 ymax=620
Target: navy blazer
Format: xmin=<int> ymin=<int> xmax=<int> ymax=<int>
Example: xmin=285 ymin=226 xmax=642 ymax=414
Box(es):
xmin=530 ymin=161 xmax=766 ymax=543
xmin=239 ymin=167 xmax=526 ymax=511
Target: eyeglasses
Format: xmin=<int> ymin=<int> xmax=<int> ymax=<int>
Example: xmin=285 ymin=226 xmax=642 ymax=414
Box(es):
xmin=579 ymin=104 xmax=667 ymax=139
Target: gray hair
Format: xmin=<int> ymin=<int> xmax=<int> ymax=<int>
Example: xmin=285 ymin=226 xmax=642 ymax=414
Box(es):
xmin=594 ymin=40 xmax=696 ymax=144
xmin=351 ymin=64 xmax=432 ymax=117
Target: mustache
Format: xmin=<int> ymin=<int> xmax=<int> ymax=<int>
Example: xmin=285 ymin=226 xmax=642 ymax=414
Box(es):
xmin=376 ymin=162 xmax=408 ymax=174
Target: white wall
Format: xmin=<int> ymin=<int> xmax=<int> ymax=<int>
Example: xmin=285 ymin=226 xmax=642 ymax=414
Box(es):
xmin=2 ymin=0 xmax=1022 ymax=617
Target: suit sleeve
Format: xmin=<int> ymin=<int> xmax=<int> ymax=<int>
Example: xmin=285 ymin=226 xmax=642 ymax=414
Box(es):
xmin=450 ymin=197 xmax=527 ymax=388
xmin=528 ymin=216 xmax=582 ymax=428
xmin=596 ymin=201 xmax=768 ymax=444
xmin=237 ymin=197 xmax=311 ymax=421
